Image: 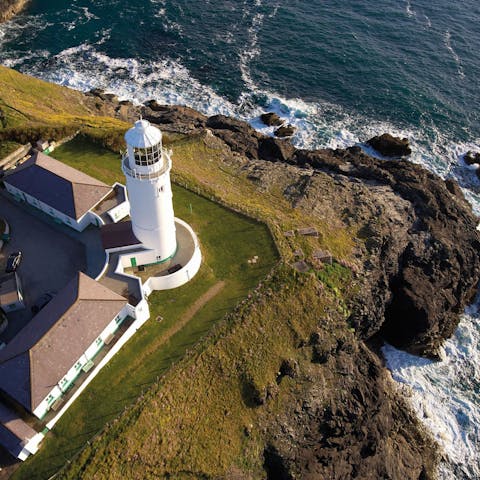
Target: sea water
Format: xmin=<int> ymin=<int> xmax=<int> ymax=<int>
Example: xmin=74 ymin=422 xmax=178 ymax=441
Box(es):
xmin=0 ymin=1 xmax=479 ymax=477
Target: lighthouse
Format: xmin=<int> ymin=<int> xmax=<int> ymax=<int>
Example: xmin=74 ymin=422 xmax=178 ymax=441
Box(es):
xmin=122 ymin=119 xmax=177 ymax=263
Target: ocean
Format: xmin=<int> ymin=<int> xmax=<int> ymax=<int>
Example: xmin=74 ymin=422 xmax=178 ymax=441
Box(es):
xmin=0 ymin=0 xmax=479 ymax=477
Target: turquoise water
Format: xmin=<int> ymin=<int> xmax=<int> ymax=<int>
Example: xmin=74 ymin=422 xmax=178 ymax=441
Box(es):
xmin=0 ymin=1 xmax=479 ymax=477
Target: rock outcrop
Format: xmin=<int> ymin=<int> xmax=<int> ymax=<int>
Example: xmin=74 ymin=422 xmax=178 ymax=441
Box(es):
xmin=260 ymin=112 xmax=283 ymax=127
xmin=367 ymin=133 xmax=412 ymax=157
xmin=0 ymin=0 xmax=28 ymax=22
xmin=263 ymin=337 xmax=437 ymax=480
xmin=274 ymin=124 xmax=296 ymax=138
xmin=107 ymin=100 xmax=479 ymax=357
xmin=464 ymin=150 xmax=480 ymax=165
xmin=97 ymin=99 xmax=479 ymax=478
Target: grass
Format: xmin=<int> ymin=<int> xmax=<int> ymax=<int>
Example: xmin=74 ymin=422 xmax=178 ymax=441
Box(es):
xmin=12 ymin=137 xmax=278 ymax=480
xmin=1 ymin=68 xmax=360 ymax=479
xmin=57 ymin=268 xmax=348 ymax=480
xmin=0 ymin=65 xmax=129 ymax=151
xmin=0 ymin=140 xmax=22 ymax=159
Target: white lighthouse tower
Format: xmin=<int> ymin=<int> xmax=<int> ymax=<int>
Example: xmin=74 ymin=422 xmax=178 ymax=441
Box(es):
xmin=122 ymin=119 xmax=177 ymax=262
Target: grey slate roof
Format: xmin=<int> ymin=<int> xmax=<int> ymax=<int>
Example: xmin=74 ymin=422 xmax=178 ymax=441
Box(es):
xmin=0 ymin=273 xmax=127 ymax=412
xmin=101 ymin=221 xmax=141 ymax=250
xmin=0 ymin=402 xmax=37 ymax=458
xmin=4 ymin=152 xmax=112 ymax=220
xmin=0 ymin=272 xmax=20 ymax=306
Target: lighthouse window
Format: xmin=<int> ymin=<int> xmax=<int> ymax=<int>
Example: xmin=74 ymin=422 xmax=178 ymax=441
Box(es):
xmin=133 ymin=145 xmax=161 ymax=166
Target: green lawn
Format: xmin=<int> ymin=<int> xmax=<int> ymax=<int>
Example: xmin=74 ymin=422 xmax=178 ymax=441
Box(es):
xmin=12 ymin=137 xmax=278 ymax=480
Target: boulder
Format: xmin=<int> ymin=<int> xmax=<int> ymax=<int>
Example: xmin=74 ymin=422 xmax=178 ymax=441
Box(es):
xmin=274 ymin=124 xmax=296 ymax=138
xmin=260 ymin=112 xmax=284 ymax=127
xmin=464 ymin=150 xmax=480 ymax=165
xmin=367 ymin=133 xmax=412 ymax=157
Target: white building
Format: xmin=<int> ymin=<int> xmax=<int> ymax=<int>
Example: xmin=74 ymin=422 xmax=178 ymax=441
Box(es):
xmin=4 ymin=152 xmax=129 ymax=231
xmin=102 ymin=119 xmax=201 ymax=290
xmin=0 ymin=272 xmax=149 ymax=420
xmin=0 ymin=120 xmax=202 ymax=459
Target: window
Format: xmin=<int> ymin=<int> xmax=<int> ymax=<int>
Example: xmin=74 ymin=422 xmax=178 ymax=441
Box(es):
xmin=96 ymin=337 xmax=103 ymax=346
xmin=133 ymin=145 xmax=161 ymax=166
xmin=46 ymin=393 xmax=55 ymax=405
xmin=74 ymin=361 xmax=83 ymax=371
xmin=115 ymin=315 xmax=123 ymax=325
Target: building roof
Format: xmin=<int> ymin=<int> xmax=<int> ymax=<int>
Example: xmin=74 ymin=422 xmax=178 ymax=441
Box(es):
xmin=101 ymin=221 xmax=141 ymax=250
xmin=125 ymin=119 xmax=162 ymax=148
xmin=0 ymin=402 xmax=37 ymax=458
xmin=4 ymin=152 xmax=112 ymax=220
xmin=0 ymin=273 xmax=127 ymax=412
xmin=0 ymin=273 xmax=20 ymax=307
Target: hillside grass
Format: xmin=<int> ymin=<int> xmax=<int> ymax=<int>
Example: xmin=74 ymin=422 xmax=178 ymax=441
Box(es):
xmin=57 ymin=268 xmax=351 ymax=479
xmin=1 ymin=67 xmax=359 ymax=479
xmin=0 ymin=66 xmax=129 ymax=150
xmin=12 ymin=137 xmax=278 ymax=480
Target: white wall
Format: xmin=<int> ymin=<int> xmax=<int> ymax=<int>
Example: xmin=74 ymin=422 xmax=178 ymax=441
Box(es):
xmin=33 ymin=304 xmax=132 ymax=419
xmin=5 ymin=183 xmax=88 ymax=231
xmin=4 ymin=183 xmax=114 ymax=231
xmin=45 ymin=298 xmax=150 ymax=431
xmin=143 ymin=245 xmax=201 ymax=294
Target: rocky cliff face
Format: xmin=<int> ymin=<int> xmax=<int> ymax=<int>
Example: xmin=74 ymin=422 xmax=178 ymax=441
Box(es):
xmin=127 ymin=103 xmax=480 ymax=358
xmin=0 ymin=0 xmax=28 ymax=22
xmin=90 ymin=93 xmax=480 ymax=478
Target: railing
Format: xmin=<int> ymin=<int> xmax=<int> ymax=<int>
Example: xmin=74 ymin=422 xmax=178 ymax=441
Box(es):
xmin=121 ymin=152 xmax=171 ymax=181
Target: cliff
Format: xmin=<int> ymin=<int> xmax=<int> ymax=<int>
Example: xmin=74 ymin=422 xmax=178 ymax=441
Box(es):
xmin=0 ymin=0 xmax=28 ymax=22
xmin=2 ymin=70 xmax=479 ymax=479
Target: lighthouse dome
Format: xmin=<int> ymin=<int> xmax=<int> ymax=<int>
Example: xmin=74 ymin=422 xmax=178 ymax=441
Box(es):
xmin=125 ymin=119 xmax=162 ymax=148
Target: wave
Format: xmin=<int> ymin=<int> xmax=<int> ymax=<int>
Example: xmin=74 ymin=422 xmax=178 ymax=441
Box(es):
xmin=444 ymin=30 xmax=465 ymax=79
xmin=1 ymin=10 xmax=480 ymax=478
xmin=383 ymin=305 xmax=480 ymax=479
xmin=405 ymin=0 xmax=416 ymax=18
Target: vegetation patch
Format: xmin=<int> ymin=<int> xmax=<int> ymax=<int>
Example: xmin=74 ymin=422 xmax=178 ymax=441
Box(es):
xmin=12 ymin=137 xmax=278 ymax=480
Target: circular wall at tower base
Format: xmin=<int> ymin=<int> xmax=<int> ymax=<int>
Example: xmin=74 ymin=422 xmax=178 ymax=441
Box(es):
xmin=143 ymin=218 xmax=201 ymax=294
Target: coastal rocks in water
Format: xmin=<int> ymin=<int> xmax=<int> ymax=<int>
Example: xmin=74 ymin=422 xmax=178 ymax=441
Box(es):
xmin=260 ymin=112 xmax=284 ymax=127
xmin=205 ymin=110 xmax=479 ymax=357
xmin=264 ymin=339 xmax=438 ymax=480
xmin=464 ymin=150 xmax=480 ymax=165
xmin=367 ymin=133 xmax=412 ymax=157
xmin=274 ymin=124 xmax=297 ymax=138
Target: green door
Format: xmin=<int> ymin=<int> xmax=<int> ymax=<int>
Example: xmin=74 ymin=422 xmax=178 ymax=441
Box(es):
xmin=130 ymin=257 xmax=137 ymax=267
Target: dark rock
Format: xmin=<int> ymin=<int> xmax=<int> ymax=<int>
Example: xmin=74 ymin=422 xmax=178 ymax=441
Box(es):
xmin=88 ymin=88 xmax=106 ymax=99
xmin=263 ymin=445 xmax=293 ymax=480
xmin=143 ymin=105 xmax=207 ymax=133
xmin=279 ymin=359 xmax=299 ymax=379
xmin=260 ymin=112 xmax=284 ymax=127
xmin=263 ymin=343 xmax=438 ymax=480
xmin=464 ymin=150 xmax=480 ymax=165
xmin=145 ymin=99 xmax=164 ymax=111
xmin=103 ymin=93 xmax=118 ymax=103
xmin=258 ymin=137 xmax=295 ymax=162
xmin=274 ymin=124 xmax=296 ymax=138
xmin=367 ymin=133 xmax=412 ymax=157
xmin=444 ymin=178 xmax=463 ymax=197
xmin=206 ymin=114 xmax=262 ymax=159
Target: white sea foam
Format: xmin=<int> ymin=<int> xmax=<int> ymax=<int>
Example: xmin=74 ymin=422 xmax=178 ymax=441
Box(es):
xmin=444 ymin=30 xmax=465 ymax=79
xmin=405 ymin=0 xmax=416 ymax=18
xmin=1 ymin=11 xmax=480 ymax=477
xmin=383 ymin=306 xmax=480 ymax=479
